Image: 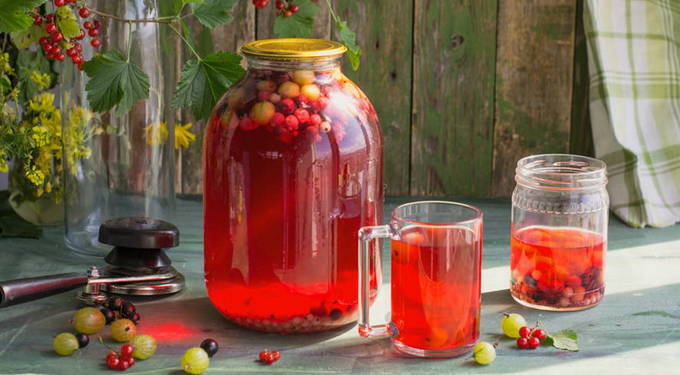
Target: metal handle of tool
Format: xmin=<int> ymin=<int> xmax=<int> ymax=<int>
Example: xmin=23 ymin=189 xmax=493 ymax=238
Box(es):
xmin=0 ymin=273 xmax=89 ymax=308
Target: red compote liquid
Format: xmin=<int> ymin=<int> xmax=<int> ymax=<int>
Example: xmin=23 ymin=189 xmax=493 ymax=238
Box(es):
xmin=203 ymin=64 xmax=382 ymax=332
xmin=390 ymin=226 xmax=481 ymax=354
xmin=510 ymin=226 xmax=605 ymax=310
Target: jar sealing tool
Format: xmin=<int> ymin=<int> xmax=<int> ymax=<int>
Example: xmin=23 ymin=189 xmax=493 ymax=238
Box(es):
xmin=0 ymin=217 xmax=185 ymax=308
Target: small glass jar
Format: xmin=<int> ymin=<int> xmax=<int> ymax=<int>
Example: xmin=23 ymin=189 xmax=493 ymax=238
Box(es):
xmin=203 ymin=39 xmax=383 ymax=332
xmin=510 ymin=154 xmax=608 ymax=311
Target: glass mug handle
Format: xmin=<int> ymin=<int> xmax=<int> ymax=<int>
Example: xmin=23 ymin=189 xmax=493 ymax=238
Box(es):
xmin=357 ymin=224 xmax=392 ymax=337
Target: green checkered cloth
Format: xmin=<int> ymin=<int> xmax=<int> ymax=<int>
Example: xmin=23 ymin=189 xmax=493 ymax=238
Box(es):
xmin=584 ymin=0 xmax=680 ymax=227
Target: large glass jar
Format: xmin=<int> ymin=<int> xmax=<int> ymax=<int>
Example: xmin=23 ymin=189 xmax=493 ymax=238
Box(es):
xmin=62 ymin=0 xmax=176 ymax=256
xmin=510 ymin=154 xmax=608 ymax=311
xmin=203 ymin=39 xmax=383 ymax=332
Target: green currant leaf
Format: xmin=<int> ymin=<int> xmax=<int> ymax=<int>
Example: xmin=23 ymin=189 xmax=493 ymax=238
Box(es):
xmin=0 ymin=0 xmax=47 ymax=33
xmin=83 ymin=49 xmax=150 ymax=116
xmin=55 ymin=5 xmax=80 ymax=38
xmin=191 ymin=0 xmax=238 ymax=29
xmin=172 ymin=51 xmax=244 ymax=121
xmin=546 ymin=329 xmax=579 ymax=352
xmin=335 ymin=20 xmax=361 ymax=71
xmin=16 ymin=49 xmax=53 ymax=103
xmin=11 ymin=24 xmax=48 ymax=49
xmin=273 ymin=0 xmax=318 ymax=38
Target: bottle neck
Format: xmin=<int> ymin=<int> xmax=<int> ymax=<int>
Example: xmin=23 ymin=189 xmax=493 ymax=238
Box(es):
xmin=515 ymin=154 xmax=607 ymax=191
xmin=246 ymin=56 xmax=342 ymax=71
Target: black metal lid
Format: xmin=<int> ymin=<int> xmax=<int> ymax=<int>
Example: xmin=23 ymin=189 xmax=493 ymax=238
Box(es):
xmin=98 ymin=217 xmax=179 ymax=249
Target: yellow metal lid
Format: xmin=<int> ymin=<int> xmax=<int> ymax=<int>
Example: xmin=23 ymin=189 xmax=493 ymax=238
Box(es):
xmin=240 ymin=38 xmax=347 ymax=60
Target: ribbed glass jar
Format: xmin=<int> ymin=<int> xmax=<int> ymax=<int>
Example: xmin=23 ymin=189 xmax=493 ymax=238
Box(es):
xmin=203 ymin=39 xmax=383 ymax=332
xmin=510 ymin=154 xmax=608 ymax=311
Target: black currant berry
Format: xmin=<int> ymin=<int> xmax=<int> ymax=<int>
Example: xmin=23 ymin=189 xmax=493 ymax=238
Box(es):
xmin=75 ymin=333 xmax=89 ymax=348
xmin=200 ymin=338 xmax=219 ymax=357
xmin=99 ymin=306 xmax=116 ymax=325
xmin=130 ymin=312 xmax=141 ymax=324
xmin=108 ymin=297 xmax=124 ymax=311
xmin=121 ymin=302 xmax=136 ymax=317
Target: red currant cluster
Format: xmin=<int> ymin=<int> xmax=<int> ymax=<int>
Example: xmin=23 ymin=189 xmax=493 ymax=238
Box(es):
xmin=106 ymin=344 xmax=135 ymax=371
xmin=251 ymin=0 xmax=318 ymax=17
xmin=516 ymin=326 xmax=546 ymax=349
xmin=32 ymin=0 xmax=101 ymax=70
xmin=258 ymin=350 xmax=281 ymax=365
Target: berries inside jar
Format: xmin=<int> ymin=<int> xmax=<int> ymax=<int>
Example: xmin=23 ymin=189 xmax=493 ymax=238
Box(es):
xmin=510 ymin=226 xmax=605 ymax=310
xmin=204 ymin=40 xmax=383 ymax=334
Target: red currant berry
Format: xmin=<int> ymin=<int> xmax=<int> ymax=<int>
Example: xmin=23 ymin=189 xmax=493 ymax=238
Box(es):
xmin=271 ymin=350 xmax=281 ymax=361
xmin=117 ymin=360 xmax=130 ymax=371
xmin=120 ymin=344 xmax=133 ymax=358
xmin=66 ymin=48 xmax=76 ymax=57
xmin=294 ymin=108 xmax=309 ymax=124
xmin=275 ymin=0 xmax=284 ymax=9
xmin=74 ymin=29 xmax=85 ymax=40
xmin=56 ymin=53 xmax=65 ymax=61
xmin=127 ymin=357 xmax=135 ymax=367
xmin=79 ymin=8 xmax=90 ymax=18
xmin=289 ymin=4 xmax=299 ymax=12
xmin=39 ymin=37 xmax=50 ymax=46
xmin=259 ymin=351 xmax=269 ymax=362
xmin=277 ymin=98 xmax=296 ymax=115
xmin=83 ymin=21 xmax=93 ymax=29
xmin=45 ymin=14 xmax=55 ymax=23
xmin=93 ymin=19 xmax=101 ymax=29
xmin=532 ymin=329 xmax=547 ymax=340
xmin=270 ymin=112 xmax=285 ymax=127
xmin=518 ymin=326 xmax=532 ymax=338
xmin=54 ymin=0 xmax=65 ymax=6
xmin=33 ymin=15 xmax=43 ymax=25
xmin=46 ymin=24 xmax=57 ymax=33
xmin=285 ymin=115 xmax=299 ymax=130
xmin=106 ymin=356 xmax=120 ymax=369
xmin=88 ymin=28 xmax=99 ymax=37
xmin=517 ymin=337 xmax=529 ymax=349
xmin=263 ymin=352 xmax=275 ymax=364
xmin=74 ymin=43 xmax=83 ymax=52
xmin=309 ymin=113 xmax=322 ymax=127
xmin=283 ymin=10 xmax=293 ymax=17
xmin=46 ymin=53 xmax=55 ymax=60
xmin=528 ymin=337 xmax=541 ymax=349
xmin=72 ymin=55 xmax=83 ymax=64
xmin=51 ymin=32 xmax=63 ymax=42
xmin=90 ymin=39 xmax=101 ymax=47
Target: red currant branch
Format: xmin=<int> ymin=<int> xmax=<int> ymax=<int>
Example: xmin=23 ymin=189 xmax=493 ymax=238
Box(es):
xmin=85 ymin=7 xmax=173 ymax=24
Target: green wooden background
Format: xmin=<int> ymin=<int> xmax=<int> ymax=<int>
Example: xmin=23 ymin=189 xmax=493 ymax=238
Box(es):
xmin=176 ymin=0 xmax=594 ymax=198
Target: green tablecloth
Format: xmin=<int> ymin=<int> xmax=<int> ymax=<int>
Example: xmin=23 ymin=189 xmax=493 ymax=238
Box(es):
xmin=1 ymin=198 xmax=680 ymax=374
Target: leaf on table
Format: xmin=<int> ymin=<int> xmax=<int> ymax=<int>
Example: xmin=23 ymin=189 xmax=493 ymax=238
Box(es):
xmin=172 ymin=51 xmax=244 ymax=121
xmin=0 ymin=191 xmax=42 ymax=239
xmin=633 ymin=310 xmax=680 ymax=320
xmin=0 ymin=0 xmax=48 ymax=33
xmin=545 ymin=329 xmax=579 ymax=352
xmin=335 ymin=20 xmax=361 ymax=71
xmin=11 ymin=24 xmax=48 ymax=49
xmin=83 ymin=49 xmax=150 ymax=116
xmin=55 ymin=5 xmax=80 ymax=38
xmin=192 ymin=0 xmax=238 ymax=29
xmin=16 ymin=49 xmax=53 ymax=103
xmin=273 ymin=0 xmax=318 ymax=38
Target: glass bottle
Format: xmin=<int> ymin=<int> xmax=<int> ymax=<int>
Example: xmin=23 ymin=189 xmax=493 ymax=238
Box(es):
xmin=203 ymin=39 xmax=383 ymax=332
xmin=510 ymin=154 xmax=608 ymax=311
xmin=61 ymin=0 xmax=176 ymax=256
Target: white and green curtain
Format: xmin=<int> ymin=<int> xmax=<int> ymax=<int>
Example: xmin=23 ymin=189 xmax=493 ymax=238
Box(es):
xmin=585 ymin=0 xmax=680 ymax=227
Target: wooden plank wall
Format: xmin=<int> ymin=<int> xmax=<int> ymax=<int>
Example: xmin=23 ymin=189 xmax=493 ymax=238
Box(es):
xmin=176 ymin=0 xmax=591 ymax=198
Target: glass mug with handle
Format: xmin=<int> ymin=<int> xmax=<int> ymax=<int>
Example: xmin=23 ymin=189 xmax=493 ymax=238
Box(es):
xmin=358 ymin=201 xmax=483 ymax=357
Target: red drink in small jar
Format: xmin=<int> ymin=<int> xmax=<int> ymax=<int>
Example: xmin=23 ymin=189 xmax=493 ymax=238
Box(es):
xmin=390 ymin=226 xmax=482 ymax=353
xmin=510 ymin=226 xmax=605 ymax=310
xmin=203 ymin=40 xmax=383 ymax=333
